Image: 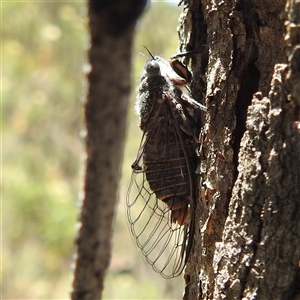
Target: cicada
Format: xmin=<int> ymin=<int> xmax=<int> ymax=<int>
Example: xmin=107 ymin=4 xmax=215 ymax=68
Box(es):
xmin=126 ymin=49 xmax=205 ymax=278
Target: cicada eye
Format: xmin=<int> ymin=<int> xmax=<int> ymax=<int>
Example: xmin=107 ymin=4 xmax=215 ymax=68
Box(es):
xmin=169 ymin=59 xmax=192 ymax=84
xmin=146 ymin=60 xmax=161 ymax=75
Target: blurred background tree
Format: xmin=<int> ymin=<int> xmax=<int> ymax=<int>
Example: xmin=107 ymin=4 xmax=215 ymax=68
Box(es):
xmin=2 ymin=1 xmax=185 ymax=298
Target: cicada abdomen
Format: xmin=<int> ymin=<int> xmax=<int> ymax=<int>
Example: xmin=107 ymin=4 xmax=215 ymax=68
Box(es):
xmin=126 ymin=51 xmax=205 ymax=278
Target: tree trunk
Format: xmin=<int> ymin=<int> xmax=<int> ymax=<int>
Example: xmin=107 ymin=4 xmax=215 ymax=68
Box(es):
xmin=71 ymin=1 xmax=146 ymax=300
xmin=179 ymin=0 xmax=300 ymax=299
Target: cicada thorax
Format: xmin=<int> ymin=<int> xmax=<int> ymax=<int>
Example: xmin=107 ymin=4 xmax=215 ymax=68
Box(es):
xmin=127 ymin=53 xmax=202 ymax=278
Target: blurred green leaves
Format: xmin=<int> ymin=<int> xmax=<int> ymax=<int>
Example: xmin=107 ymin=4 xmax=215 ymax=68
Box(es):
xmin=3 ymin=2 xmax=85 ymax=298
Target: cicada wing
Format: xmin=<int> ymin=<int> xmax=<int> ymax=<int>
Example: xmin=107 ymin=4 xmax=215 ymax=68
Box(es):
xmin=127 ymin=170 xmax=189 ymax=278
xmin=126 ymin=126 xmax=193 ymax=278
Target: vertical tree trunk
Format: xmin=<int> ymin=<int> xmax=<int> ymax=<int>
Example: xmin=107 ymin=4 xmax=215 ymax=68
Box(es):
xmin=71 ymin=1 xmax=146 ymax=300
xmin=179 ymin=0 xmax=300 ymax=299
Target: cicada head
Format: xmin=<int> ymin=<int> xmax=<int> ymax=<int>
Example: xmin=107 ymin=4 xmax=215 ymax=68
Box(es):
xmin=135 ymin=52 xmax=194 ymax=131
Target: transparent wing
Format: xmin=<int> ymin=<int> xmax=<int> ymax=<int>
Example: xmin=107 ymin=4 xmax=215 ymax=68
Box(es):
xmin=126 ymin=111 xmax=195 ymax=278
xmin=126 ymin=169 xmax=190 ymax=278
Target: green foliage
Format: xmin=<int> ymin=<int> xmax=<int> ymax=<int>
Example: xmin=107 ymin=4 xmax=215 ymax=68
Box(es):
xmin=3 ymin=1 xmax=184 ymax=299
xmin=3 ymin=2 xmax=85 ymax=298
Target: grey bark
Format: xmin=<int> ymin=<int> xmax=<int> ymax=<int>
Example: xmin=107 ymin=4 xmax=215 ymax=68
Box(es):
xmin=179 ymin=0 xmax=300 ymax=299
xmin=71 ymin=1 xmax=146 ymax=300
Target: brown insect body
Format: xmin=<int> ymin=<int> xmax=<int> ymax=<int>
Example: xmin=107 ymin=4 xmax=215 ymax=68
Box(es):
xmin=127 ymin=53 xmax=204 ymax=278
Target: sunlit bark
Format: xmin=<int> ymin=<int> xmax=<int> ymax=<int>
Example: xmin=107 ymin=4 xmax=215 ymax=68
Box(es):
xmin=179 ymin=0 xmax=300 ymax=299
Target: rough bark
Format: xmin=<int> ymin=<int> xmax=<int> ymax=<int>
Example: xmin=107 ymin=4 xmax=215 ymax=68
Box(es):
xmin=179 ymin=0 xmax=300 ymax=299
xmin=71 ymin=1 xmax=146 ymax=300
